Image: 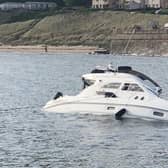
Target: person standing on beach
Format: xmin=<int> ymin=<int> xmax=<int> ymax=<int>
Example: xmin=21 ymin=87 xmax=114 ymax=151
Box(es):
xmin=45 ymin=45 xmax=48 ymax=52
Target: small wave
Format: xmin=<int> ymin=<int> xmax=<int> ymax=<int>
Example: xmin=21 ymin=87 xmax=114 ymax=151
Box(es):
xmin=0 ymin=104 xmax=43 ymax=112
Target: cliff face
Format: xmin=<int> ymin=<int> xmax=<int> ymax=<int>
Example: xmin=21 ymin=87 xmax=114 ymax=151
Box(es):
xmin=0 ymin=10 xmax=168 ymax=55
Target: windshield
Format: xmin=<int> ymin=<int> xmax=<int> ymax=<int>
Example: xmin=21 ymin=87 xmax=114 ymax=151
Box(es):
xmin=130 ymin=70 xmax=161 ymax=88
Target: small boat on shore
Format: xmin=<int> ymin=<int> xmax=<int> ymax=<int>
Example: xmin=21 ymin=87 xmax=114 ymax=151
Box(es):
xmin=88 ymin=49 xmax=110 ymax=55
xmin=43 ymin=64 xmax=168 ymax=121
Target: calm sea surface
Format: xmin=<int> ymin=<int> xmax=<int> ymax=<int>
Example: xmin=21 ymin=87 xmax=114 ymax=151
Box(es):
xmin=1 ymin=52 xmax=168 ymax=168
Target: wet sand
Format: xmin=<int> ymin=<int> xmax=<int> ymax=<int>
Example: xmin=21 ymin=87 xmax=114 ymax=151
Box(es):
xmin=0 ymin=45 xmax=98 ymax=53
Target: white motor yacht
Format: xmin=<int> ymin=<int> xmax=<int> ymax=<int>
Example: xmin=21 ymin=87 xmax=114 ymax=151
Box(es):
xmin=43 ymin=65 xmax=168 ymax=121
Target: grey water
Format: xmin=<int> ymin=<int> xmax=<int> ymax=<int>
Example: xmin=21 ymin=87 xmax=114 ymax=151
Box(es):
xmin=1 ymin=52 xmax=168 ymax=168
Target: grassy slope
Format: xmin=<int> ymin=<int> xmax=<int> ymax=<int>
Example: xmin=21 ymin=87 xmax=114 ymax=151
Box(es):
xmin=0 ymin=10 xmax=168 ymax=48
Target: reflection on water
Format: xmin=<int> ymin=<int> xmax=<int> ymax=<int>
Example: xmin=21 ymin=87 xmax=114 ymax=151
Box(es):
xmin=0 ymin=52 xmax=168 ymax=167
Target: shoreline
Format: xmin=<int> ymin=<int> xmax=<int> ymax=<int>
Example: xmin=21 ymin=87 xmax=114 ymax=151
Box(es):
xmin=0 ymin=45 xmax=167 ymax=57
xmin=0 ymin=45 xmax=99 ymax=54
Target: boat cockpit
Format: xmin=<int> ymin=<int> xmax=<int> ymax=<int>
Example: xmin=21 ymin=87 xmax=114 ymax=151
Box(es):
xmin=82 ymin=66 xmax=162 ymax=96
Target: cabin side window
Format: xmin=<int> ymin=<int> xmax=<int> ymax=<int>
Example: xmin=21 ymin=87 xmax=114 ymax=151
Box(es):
xmin=122 ymin=83 xmax=143 ymax=92
xmin=102 ymin=83 xmax=121 ymax=89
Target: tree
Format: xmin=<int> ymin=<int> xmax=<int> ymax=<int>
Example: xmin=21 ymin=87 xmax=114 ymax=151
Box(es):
xmin=63 ymin=0 xmax=90 ymax=6
xmin=0 ymin=0 xmax=65 ymax=6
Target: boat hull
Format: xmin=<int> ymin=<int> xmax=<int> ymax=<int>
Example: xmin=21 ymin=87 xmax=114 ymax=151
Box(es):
xmin=43 ymin=100 xmax=168 ymax=121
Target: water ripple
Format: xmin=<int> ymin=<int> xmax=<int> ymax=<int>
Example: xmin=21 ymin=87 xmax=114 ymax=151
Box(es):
xmin=0 ymin=52 xmax=168 ymax=167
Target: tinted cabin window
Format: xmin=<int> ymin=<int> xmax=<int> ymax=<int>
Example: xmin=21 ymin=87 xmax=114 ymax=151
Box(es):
xmin=122 ymin=83 xmax=143 ymax=92
xmin=122 ymin=83 xmax=129 ymax=90
xmin=105 ymin=92 xmax=117 ymax=98
xmin=102 ymin=83 xmax=121 ymax=89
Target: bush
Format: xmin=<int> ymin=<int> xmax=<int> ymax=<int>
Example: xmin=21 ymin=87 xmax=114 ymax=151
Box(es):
xmin=0 ymin=0 xmax=65 ymax=6
xmin=63 ymin=0 xmax=90 ymax=7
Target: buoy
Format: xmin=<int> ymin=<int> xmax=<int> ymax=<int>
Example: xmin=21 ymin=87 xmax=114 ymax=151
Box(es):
xmin=53 ymin=92 xmax=63 ymax=100
xmin=115 ymin=109 xmax=126 ymax=120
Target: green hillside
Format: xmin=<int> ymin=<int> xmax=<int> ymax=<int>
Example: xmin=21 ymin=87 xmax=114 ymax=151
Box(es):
xmin=0 ymin=10 xmax=168 ymax=54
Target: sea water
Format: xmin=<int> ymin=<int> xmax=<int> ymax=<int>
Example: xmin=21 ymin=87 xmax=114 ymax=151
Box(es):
xmin=0 ymin=52 xmax=168 ymax=167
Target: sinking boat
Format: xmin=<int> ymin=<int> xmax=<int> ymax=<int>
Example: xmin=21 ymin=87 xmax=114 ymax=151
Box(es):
xmin=43 ymin=65 xmax=168 ymax=121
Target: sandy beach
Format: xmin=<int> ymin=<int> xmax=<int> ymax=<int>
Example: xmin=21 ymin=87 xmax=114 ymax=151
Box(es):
xmin=0 ymin=45 xmax=99 ymax=53
xmin=1 ymin=45 xmax=167 ymax=56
